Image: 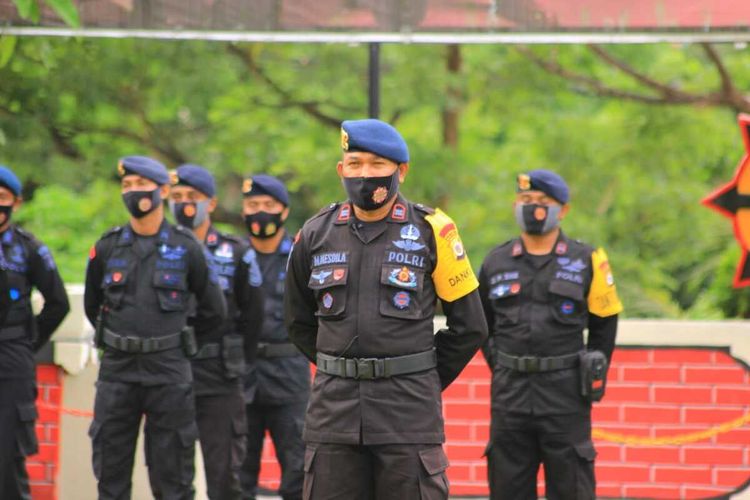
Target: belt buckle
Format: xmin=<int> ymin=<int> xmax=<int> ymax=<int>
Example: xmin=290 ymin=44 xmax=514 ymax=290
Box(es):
xmin=142 ymin=338 xmax=159 ymax=353
xmin=125 ymin=336 xmax=142 ymax=352
xmin=355 ymin=358 xmax=375 ymax=379
xmin=519 ymin=356 xmax=539 ymax=373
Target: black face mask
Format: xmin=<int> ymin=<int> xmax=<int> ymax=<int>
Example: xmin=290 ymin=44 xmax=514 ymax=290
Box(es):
xmin=0 ymin=205 xmax=12 ymax=227
xmin=515 ymin=203 xmax=561 ymax=235
xmin=342 ymin=169 xmax=400 ymax=211
xmin=122 ymin=189 xmax=161 ymax=219
xmin=245 ymin=211 xmax=284 ymax=239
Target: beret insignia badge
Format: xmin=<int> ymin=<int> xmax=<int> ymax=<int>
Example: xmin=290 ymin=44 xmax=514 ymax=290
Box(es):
xmin=517 ymin=173 xmax=531 ymax=191
xmin=117 ymin=160 xmax=125 ymax=177
xmin=341 ymin=128 xmax=349 ymax=151
xmin=242 ymin=178 xmax=253 ymax=194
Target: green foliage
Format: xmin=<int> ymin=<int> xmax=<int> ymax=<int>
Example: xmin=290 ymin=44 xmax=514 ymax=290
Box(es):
xmin=1 ymin=39 xmax=749 ymax=317
xmin=11 ymin=0 xmax=79 ymax=26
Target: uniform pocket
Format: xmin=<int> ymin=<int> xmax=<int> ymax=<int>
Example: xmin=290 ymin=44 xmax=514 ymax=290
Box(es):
xmin=16 ymin=402 xmax=39 ymax=457
xmin=303 ymin=445 xmax=317 ymax=500
xmin=490 ymin=295 xmax=520 ymax=326
xmin=549 ymin=280 xmax=586 ymax=326
xmin=102 ymin=268 xmax=128 ymax=307
xmin=418 ymin=446 xmax=450 ymax=500
xmin=88 ymin=420 xmax=103 ymax=478
xmin=574 ymin=441 xmax=597 ymax=500
xmin=153 ymin=271 xmax=188 ymax=311
xmin=178 ymin=423 xmax=198 ymax=486
xmin=308 ymin=266 xmax=348 ymax=318
xmin=379 ymin=265 xmax=424 ymax=320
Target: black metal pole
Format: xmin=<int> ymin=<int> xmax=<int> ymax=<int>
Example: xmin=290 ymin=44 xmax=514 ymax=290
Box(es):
xmin=368 ymin=42 xmax=380 ymax=119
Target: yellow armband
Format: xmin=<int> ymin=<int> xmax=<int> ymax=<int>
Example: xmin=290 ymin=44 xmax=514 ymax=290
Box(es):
xmin=588 ymin=247 xmax=624 ymax=317
xmin=425 ymin=209 xmax=479 ymax=302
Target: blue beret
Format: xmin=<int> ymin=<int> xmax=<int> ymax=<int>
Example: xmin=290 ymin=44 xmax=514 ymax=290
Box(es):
xmin=117 ymin=156 xmax=169 ymax=185
xmin=242 ymin=174 xmax=289 ymax=206
xmin=0 ymin=166 xmax=22 ymax=197
xmin=517 ymin=169 xmax=569 ymax=204
xmin=341 ymin=119 xmax=409 ymax=164
xmin=173 ymin=164 xmax=216 ymax=197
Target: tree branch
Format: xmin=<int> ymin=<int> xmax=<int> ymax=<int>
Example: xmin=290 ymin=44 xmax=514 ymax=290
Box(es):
xmin=227 ymin=44 xmax=343 ymax=129
xmin=700 ymin=43 xmax=750 ymax=113
xmin=516 ymin=46 xmax=728 ymax=108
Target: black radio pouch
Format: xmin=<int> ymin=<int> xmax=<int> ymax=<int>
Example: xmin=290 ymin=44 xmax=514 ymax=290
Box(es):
xmin=222 ymin=334 xmax=246 ymax=379
xmin=181 ymin=326 xmax=198 ymax=357
xmin=579 ymin=350 xmax=608 ymax=402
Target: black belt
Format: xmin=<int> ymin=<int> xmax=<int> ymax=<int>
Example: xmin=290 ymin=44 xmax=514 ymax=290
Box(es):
xmin=494 ymin=350 xmax=580 ymax=373
xmin=316 ymin=349 xmax=437 ymax=380
xmin=0 ymin=324 xmax=27 ymax=342
xmin=103 ymin=328 xmax=182 ymax=354
xmin=193 ymin=343 xmax=220 ymax=360
xmin=257 ymin=342 xmax=300 ymax=358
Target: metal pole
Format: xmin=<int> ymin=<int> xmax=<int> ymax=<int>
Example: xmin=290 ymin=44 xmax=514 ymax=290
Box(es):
xmin=368 ymin=42 xmax=380 ymax=119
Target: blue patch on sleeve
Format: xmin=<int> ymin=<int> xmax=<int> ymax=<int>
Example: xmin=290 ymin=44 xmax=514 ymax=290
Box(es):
xmin=38 ymin=245 xmax=56 ymax=271
xmin=203 ymin=247 xmax=220 ymax=285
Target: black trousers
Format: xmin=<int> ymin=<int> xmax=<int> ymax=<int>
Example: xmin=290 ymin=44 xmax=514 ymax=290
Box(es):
xmin=240 ymin=400 xmax=306 ymax=500
xmin=0 ymin=379 xmax=36 ymax=500
xmin=195 ymin=389 xmax=246 ymax=500
xmin=89 ymin=381 xmax=198 ymax=500
xmin=486 ymin=411 xmax=596 ymax=500
xmin=302 ymin=442 xmax=450 ymax=500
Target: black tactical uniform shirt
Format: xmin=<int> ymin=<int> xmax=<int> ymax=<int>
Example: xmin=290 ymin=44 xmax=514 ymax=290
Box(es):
xmin=248 ymin=232 xmax=310 ymax=405
xmin=479 ymin=231 xmax=623 ymax=415
xmin=84 ymin=220 xmax=226 ymax=385
xmin=285 ymin=195 xmax=488 ymax=445
xmin=190 ymin=226 xmax=265 ymax=396
xmin=0 ymin=225 xmax=69 ymax=379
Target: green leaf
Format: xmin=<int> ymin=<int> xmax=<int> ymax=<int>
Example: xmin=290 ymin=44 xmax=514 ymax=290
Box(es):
xmin=43 ymin=0 xmax=80 ymax=27
xmin=28 ymin=0 xmax=40 ymax=23
xmin=0 ymin=36 xmax=17 ymax=68
xmin=12 ymin=0 xmax=34 ymax=19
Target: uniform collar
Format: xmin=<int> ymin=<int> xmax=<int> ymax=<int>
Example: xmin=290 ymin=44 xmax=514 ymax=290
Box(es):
xmin=119 ymin=219 xmax=170 ymax=247
xmin=333 ymin=194 xmax=409 ymax=226
xmin=512 ymin=230 xmax=569 ymax=258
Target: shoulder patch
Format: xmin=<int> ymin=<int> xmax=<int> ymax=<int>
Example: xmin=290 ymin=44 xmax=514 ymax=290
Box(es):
xmin=413 ymin=203 xmax=436 ymax=215
xmin=100 ymin=226 xmax=124 ymax=240
xmin=243 ymin=248 xmax=263 ymax=287
xmin=219 ymin=232 xmax=242 ymax=244
xmin=588 ymin=247 xmax=623 ymax=317
xmin=425 ymin=208 xmax=478 ymax=302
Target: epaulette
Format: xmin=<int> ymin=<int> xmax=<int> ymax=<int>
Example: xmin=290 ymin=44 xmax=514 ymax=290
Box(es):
xmin=305 ymin=202 xmax=341 ymax=224
xmin=99 ymin=226 xmax=123 ymax=240
xmin=13 ymin=226 xmax=33 ymax=240
xmin=413 ymin=203 xmax=435 ymax=215
xmin=217 ymin=231 xmax=242 ymax=244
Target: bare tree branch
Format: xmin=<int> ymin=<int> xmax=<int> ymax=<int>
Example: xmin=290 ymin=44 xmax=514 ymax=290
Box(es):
xmin=516 ymin=45 xmax=733 ymax=109
xmin=700 ymin=43 xmax=750 ymax=113
xmin=227 ymin=44 xmax=343 ymax=129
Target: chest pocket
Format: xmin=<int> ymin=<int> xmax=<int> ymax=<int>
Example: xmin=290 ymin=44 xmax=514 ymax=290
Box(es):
xmin=488 ymin=276 xmax=521 ymax=326
xmin=379 ymin=264 xmax=425 ymax=320
xmin=308 ymin=266 xmax=348 ymax=319
xmin=153 ymin=270 xmax=188 ymax=312
xmin=549 ymin=280 xmax=586 ymax=326
xmin=102 ymin=269 xmax=129 ymax=308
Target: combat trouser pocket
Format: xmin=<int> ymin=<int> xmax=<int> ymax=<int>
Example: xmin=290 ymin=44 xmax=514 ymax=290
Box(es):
xmin=418 ymin=446 xmax=450 ymax=500
xmin=574 ymin=441 xmax=597 ymax=500
xmin=178 ymin=423 xmax=198 ymax=486
xmin=302 ymin=445 xmax=317 ymax=500
xmin=16 ymin=402 xmax=39 ymax=457
xmin=88 ymin=420 xmax=103 ymax=479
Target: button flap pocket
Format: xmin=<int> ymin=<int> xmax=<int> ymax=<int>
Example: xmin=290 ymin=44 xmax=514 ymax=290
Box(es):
xmin=102 ymin=269 xmax=128 ymax=287
xmin=574 ymin=441 xmax=597 ymax=461
xmin=154 ymin=271 xmax=187 ymax=290
xmin=17 ymin=402 xmax=38 ymax=422
xmin=549 ymin=280 xmax=584 ymax=301
xmin=304 ymin=445 xmax=317 ymax=472
xmin=308 ymin=266 xmax=348 ymax=290
xmin=380 ymin=265 xmax=424 ymax=291
xmin=419 ymin=446 xmax=449 ymax=476
xmin=178 ymin=423 xmax=199 ymax=447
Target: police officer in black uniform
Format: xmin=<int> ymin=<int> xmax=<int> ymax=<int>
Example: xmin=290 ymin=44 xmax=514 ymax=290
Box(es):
xmin=0 ymin=165 xmax=69 ymax=500
xmin=169 ymin=165 xmax=265 ymax=500
xmin=285 ymin=119 xmax=488 ymax=499
xmin=479 ymin=170 xmax=623 ymax=500
xmin=84 ymin=156 xmax=227 ymax=500
xmin=239 ymin=175 xmax=309 ymax=500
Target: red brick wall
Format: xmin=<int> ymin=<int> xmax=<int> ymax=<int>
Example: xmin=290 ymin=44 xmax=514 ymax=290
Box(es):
xmin=258 ymin=348 xmax=750 ymax=499
xmin=29 ymin=364 xmax=63 ymax=500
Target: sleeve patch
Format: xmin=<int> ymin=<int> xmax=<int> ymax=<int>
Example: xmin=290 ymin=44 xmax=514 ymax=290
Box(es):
xmin=38 ymin=245 xmax=57 ymax=271
xmin=425 ymin=208 xmax=478 ymax=302
xmin=588 ymin=247 xmax=623 ymax=317
xmin=243 ymin=249 xmax=263 ymax=287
